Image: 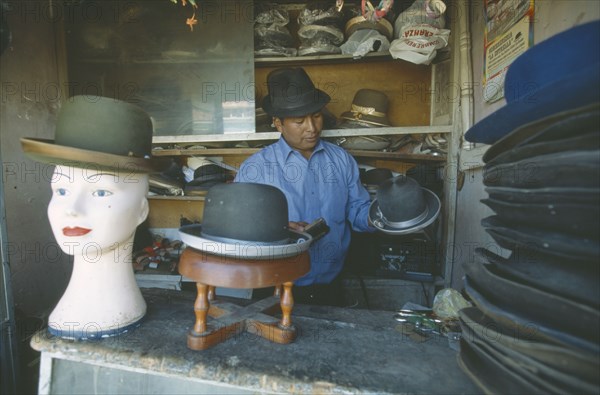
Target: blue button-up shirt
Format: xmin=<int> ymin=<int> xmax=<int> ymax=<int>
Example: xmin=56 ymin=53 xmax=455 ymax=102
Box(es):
xmin=234 ymin=137 xmax=374 ymax=285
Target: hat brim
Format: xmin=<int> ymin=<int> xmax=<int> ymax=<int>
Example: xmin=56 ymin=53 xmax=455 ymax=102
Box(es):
xmin=262 ymin=89 xmax=331 ymax=118
xmin=459 ymin=306 xmax=599 ymax=383
xmin=464 ymin=277 xmax=598 ymax=354
xmin=178 ymin=224 xmax=313 ymax=260
xmin=369 ymin=187 xmax=441 ymax=235
xmin=340 ymin=111 xmax=391 ymax=127
xmin=465 ymin=65 xmax=600 ymax=145
xmin=481 ymin=198 xmax=598 ymax=238
xmin=21 ymin=138 xmax=170 ymax=173
xmin=465 ymin=251 xmax=600 ymax=344
xmin=482 ymin=102 xmax=600 ymax=164
xmin=485 ymin=186 xmax=600 ymax=205
xmin=475 ymin=248 xmax=599 ymax=309
xmin=482 ymin=215 xmax=599 ymax=261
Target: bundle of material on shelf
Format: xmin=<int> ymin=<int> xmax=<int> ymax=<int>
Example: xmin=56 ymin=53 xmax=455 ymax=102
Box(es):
xmin=254 ymin=4 xmax=297 ymax=57
xmin=459 ymin=21 xmax=600 ymax=395
xmin=297 ymin=2 xmax=345 ymax=56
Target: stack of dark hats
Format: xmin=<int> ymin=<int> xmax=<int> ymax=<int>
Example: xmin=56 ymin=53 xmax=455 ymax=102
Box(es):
xmin=297 ymin=2 xmax=345 ymax=56
xmin=460 ymin=21 xmax=600 ymax=394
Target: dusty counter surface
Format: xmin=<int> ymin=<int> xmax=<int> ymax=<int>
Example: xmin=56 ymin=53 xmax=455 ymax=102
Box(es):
xmin=30 ymin=288 xmax=478 ymax=394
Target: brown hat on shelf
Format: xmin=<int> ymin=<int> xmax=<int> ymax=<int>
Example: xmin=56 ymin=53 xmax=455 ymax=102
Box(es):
xmin=340 ymin=89 xmax=392 ymax=127
xmin=345 ymin=15 xmax=393 ymax=40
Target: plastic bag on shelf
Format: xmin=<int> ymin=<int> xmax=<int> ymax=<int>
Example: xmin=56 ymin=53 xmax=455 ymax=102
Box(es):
xmin=340 ymin=28 xmax=390 ymax=58
xmin=255 ymin=3 xmax=290 ymax=25
xmin=298 ymin=24 xmax=345 ymax=46
xmin=255 ymin=24 xmax=295 ymax=48
xmin=254 ymin=24 xmax=297 ymax=57
xmin=389 ymin=23 xmax=450 ymax=65
xmin=298 ymin=2 xmax=345 ymax=28
xmin=393 ymin=0 xmax=447 ymax=38
xmin=298 ymin=41 xmax=341 ymax=56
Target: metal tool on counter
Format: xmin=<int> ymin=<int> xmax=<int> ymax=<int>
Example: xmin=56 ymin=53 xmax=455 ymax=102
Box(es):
xmin=393 ymin=309 xmax=444 ymax=335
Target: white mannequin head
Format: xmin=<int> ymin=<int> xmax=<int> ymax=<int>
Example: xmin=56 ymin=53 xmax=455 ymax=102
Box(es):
xmin=47 ymin=165 xmax=149 ymax=257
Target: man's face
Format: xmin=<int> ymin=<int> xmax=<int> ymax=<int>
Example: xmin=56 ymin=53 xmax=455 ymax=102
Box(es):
xmin=274 ymin=112 xmax=324 ymax=157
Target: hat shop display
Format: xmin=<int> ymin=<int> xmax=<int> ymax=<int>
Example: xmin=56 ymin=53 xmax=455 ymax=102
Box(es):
xmin=459 ymin=21 xmax=600 ymax=394
xmin=179 ymin=182 xmax=314 ymax=260
xmin=369 ymin=175 xmax=441 ymax=235
xmin=20 ymin=96 xmax=170 ymax=340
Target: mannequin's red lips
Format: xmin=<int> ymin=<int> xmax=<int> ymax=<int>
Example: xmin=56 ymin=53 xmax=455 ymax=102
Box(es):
xmin=62 ymin=227 xmax=92 ymax=236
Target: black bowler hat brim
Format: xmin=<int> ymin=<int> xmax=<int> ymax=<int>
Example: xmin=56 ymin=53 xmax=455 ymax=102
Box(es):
xmin=481 ymin=197 xmax=599 ymax=238
xmin=368 ymin=187 xmax=440 ymax=235
xmin=464 ymin=276 xmax=599 ymax=354
xmin=474 ymin=248 xmax=599 ymax=309
xmin=464 ymin=252 xmax=600 ymax=345
xmin=459 ymin=306 xmax=599 ymax=384
xmin=482 ymin=215 xmax=600 ymax=261
xmin=21 ymin=137 xmax=170 ymax=173
xmin=482 ymin=103 xmax=599 ymax=164
xmin=178 ymin=224 xmax=313 ymax=260
xmin=262 ymin=89 xmax=331 ymax=118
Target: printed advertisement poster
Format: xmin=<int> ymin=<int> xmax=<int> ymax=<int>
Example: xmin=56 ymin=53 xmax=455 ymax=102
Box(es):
xmin=483 ymin=0 xmax=534 ymax=102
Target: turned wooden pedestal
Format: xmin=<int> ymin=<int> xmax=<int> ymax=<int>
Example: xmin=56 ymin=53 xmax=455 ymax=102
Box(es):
xmin=178 ymin=248 xmax=310 ymax=350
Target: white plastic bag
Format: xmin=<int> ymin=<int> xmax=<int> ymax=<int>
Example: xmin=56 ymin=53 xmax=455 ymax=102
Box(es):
xmin=394 ymin=0 xmax=447 ymax=38
xmin=389 ymin=24 xmax=450 ymax=65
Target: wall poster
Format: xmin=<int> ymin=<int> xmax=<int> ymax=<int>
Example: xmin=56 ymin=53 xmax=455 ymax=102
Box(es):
xmin=483 ymin=0 xmax=535 ymax=102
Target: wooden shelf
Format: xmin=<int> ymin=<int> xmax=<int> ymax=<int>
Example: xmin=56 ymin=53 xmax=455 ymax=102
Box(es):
xmin=347 ymin=150 xmax=446 ymax=162
xmin=148 ymin=195 xmax=205 ymax=201
xmin=151 ymin=146 xmax=445 ymax=162
xmin=152 ymin=126 xmax=452 ymax=145
xmin=255 ymin=51 xmax=394 ymax=67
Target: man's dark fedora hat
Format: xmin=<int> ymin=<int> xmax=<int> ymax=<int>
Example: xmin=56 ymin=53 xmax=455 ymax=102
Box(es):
xmin=369 ymin=175 xmax=440 ymax=235
xmin=340 ymin=89 xmax=391 ymax=127
xmin=465 ymin=20 xmax=600 ymax=145
xmin=262 ymin=68 xmax=331 ymax=118
xmin=21 ymin=95 xmax=169 ymax=173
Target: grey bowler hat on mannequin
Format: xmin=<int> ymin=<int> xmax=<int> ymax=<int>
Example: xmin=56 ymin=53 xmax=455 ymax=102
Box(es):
xmin=21 ymin=95 xmax=170 ymax=173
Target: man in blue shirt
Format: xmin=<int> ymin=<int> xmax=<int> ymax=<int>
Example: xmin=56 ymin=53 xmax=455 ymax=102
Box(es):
xmin=235 ymin=67 xmax=375 ymax=306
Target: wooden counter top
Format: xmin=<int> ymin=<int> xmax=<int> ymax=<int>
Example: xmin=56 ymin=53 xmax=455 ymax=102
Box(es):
xmin=30 ymin=288 xmax=478 ymax=394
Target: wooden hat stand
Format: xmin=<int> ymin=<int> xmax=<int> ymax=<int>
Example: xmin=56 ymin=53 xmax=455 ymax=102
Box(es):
xmin=178 ymin=247 xmax=310 ymax=350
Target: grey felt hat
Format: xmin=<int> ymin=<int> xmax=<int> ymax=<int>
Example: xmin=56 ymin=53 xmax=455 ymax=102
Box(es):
xmin=21 ymin=95 xmax=169 ymax=173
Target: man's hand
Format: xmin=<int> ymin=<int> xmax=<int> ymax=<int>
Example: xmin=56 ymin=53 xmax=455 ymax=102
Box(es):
xmin=288 ymin=221 xmax=309 ymax=232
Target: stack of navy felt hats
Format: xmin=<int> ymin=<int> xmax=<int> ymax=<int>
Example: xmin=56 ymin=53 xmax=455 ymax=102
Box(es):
xmin=459 ymin=21 xmax=600 ymax=394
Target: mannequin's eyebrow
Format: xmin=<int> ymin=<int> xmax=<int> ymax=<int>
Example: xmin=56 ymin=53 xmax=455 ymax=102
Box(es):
xmin=84 ymin=172 xmax=119 ymax=181
xmin=53 ymin=172 xmax=72 ymax=181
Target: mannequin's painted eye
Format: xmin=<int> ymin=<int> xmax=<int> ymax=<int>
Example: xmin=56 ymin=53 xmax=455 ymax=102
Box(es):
xmin=92 ymin=189 xmax=113 ymax=197
xmin=55 ymin=188 xmax=68 ymax=196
